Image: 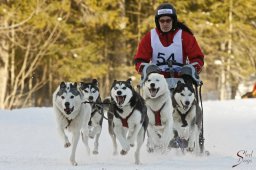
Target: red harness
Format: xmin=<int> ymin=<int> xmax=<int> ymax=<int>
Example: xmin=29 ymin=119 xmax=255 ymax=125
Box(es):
xmin=119 ymin=106 xmax=136 ymax=128
xmin=120 ymin=112 xmax=133 ymax=128
xmin=150 ymin=102 xmax=166 ymax=126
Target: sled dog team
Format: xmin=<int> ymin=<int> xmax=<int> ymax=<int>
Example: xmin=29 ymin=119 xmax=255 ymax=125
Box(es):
xmin=53 ymin=75 xmax=202 ymax=166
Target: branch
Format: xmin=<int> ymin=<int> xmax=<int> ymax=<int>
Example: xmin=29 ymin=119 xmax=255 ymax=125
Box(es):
xmin=0 ymin=11 xmax=36 ymax=30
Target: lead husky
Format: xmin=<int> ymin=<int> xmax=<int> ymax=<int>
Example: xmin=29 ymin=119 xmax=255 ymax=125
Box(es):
xmin=53 ymin=82 xmax=91 ymax=166
xmin=142 ymin=73 xmax=174 ymax=152
xmin=109 ymin=78 xmax=148 ymax=164
xmin=172 ymin=81 xmax=202 ymax=154
xmin=79 ymin=79 xmax=103 ymax=154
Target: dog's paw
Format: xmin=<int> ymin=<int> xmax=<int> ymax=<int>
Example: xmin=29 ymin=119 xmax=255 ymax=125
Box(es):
xmin=187 ymin=147 xmax=194 ymax=152
xmin=147 ymin=147 xmax=154 ymax=153
xmin=64 ymin=142 xmax=71 ymax=148
xmin=120 ymin=150 xmax=128 ymax=155
xmin=135 ymin=160 xmax=141 ymax=165
xmin=72 ymin=162 xmax=78 ymax=166
xmin=93 ymin=150 xmax=99 ymax=155
xmin=70 ymin=159 xmax=77 ymax=166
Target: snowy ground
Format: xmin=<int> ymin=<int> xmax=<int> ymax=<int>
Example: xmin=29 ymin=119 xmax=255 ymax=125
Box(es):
xmin=0 ymin=99 xmax=256 ymax=170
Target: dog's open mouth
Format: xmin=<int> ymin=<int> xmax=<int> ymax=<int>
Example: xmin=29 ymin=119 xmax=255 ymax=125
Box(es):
xmin=116 ymin=95 xmax=126 ymax=106
xmin=149 ymin=88 xmax=159 ymax=97
xmin=64 ymin=107 xmax=74 ymax=115
xmin=180 ymin=101 xmax=189 ymax=110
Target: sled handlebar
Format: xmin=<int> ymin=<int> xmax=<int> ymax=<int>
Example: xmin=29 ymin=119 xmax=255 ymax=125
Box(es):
xmin=156 ymin=60 xmax=185 ymax=67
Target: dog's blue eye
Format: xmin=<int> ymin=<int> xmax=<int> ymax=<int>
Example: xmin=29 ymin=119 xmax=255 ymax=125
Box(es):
xmin=92 ymin=90 xmax=96 ymax=93
xmin=181 ymin=93 xmax=185 ymax=96
xmin=189 ymin=93 xmax=192 ymax=96
xmin=156 ymin=79 xmax=159 ymax=82
xmin=70 ymin=96 xmax=74 ymax=99
xmin=84 ymin=90 xmax=88 ymax=93
xmin=147 ymin=80 xmax=151 ymax=82
xmin=122 ymin=87 xmax=126 ymax=90
xmin=114 ymin=87 xmax=118 ymax=90
xmin=61 ymin=96 xmax=65 ymax=99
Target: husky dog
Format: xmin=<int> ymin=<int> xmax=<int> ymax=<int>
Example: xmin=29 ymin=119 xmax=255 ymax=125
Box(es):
xmin=142 ymin=73 xmax=174 ymax=152
xmin=109 ymin=78 xmax=148 ymax=164
xmin=172 ymin=81 xmax=202 ymax=154
xmin=79 ymin=79 xmax=103 ymax=154
xmin=52 ymin=82 xmax=91 ymax=166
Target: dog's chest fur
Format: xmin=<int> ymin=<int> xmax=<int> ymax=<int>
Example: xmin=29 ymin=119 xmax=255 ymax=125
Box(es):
xmin=173 ymin=104 xmax=196 ymax=127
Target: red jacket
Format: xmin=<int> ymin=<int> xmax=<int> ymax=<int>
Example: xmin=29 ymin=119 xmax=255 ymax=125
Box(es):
xmin=134 ymin=28 xmax=204 ymax=75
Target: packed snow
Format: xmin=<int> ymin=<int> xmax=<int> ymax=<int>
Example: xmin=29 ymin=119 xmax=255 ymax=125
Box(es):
xmin=0 ymin=99 xmax=255 ymax=170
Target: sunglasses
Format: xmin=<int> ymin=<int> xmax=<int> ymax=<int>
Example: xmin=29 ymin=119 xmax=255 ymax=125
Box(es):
xmin=159 ymin=19 xmax=172 ymax=24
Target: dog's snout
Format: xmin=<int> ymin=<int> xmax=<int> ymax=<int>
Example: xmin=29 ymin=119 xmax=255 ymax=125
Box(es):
xmin=185 ymin=101 xmax=190 ymax=106
xmin=117 ymin=90 xmax=122 ymax=95
xmin=150 ymin=83 xmax=155 ymax=88
xmin=65 ymin=102 xmax=70 ymax=108
xmin=89 ymin=96 xmax=93 ymax=101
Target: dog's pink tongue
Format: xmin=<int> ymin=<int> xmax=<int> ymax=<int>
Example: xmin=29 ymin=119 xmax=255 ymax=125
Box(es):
xmin=116 ymin=96 xmax=123 ymax=105
xmin=64 ymin=108 xmax=70 ymax=112
xmin=149 ymin=89 xmax=157 ymax=97
xmin=64 ymin=107 xmax=74 ymax=114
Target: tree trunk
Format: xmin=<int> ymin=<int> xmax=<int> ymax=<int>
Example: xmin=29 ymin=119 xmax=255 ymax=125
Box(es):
xmin=0 ymin=19 xmax=9 ymax=109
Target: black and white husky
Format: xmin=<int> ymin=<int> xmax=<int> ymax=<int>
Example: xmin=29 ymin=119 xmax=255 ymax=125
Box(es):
xmin=142 ymin=73 xmax=174 ymax=152
xmin=52 ymin=82 xmax=91 ymax=166
xmin=79 ymin=79 xmax=103 ymax=154
xmin=172 ymin=81 xmax=202 ymax=154
xmin=109 ymin=78 xmax=148 ymax=164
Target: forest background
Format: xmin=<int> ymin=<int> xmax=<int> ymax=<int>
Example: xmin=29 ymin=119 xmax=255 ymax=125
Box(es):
xmin=0 ymin=0 xmax=255 ymax=109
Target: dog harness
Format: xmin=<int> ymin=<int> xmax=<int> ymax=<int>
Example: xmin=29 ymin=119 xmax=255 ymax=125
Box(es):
xmin=114 ymin=106 xmax=136 ymax=128
xmin=150 ymin=102 xmax=166 ymax=126
xmin=121 ymin=112 xmax=133 ymax=128
xmin=176 ymin=100 xmax=196 ymax=127
xmin=65 ymin=118 xmax=73 ymax=129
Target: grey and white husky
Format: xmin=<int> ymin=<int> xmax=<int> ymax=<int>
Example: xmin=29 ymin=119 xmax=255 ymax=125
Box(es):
xmin=79 ymin=79 xmax=103 ymax=154
xmin=52 ymin=82 xmax=91 ymax=166
xmin=172 ymin=81 xmax=202 ymax=155
xmin=108 ymin=78 xmax=148 ymax=164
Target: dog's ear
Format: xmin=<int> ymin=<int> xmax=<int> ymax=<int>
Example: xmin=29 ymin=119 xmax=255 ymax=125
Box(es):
xmin=69 ymin=82 xmax=77 ymax=90
xmin=92 ymin=79 xmax=98 ymax=86
xmin=126 ymin=78 xmax=132 ymax=85
xmin=175 ymin=81 xmax=184 ymax=90
xmin=111 ymin=80 xmax=117 ymax=88
xmin=73 ymin=82 xmax=77 ymax=88
xmin=60 ymin=82 xmax=66 ymax=89
xmin=79 ymin=82 xmax=85 ymax=89
xmin=177 ymin=81 xmax=182 ymax=86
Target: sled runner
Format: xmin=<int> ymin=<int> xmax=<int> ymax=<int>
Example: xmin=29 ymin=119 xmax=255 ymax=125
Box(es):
xmin=138 ymin=60 xmax=209 ymax=156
